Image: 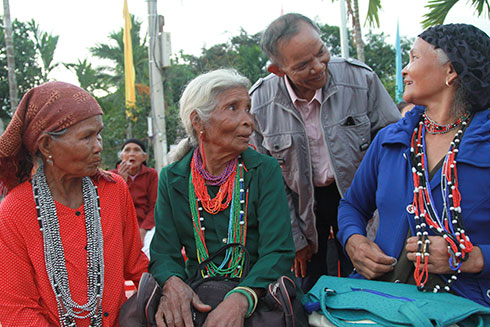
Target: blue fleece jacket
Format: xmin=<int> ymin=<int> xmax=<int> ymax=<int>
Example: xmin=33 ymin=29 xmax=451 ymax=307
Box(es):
xmin=338 ymin=106 xmax=490 ymax=306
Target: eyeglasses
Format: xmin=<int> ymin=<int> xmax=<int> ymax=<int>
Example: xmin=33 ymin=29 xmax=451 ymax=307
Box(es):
xmin=289 ymin=43 xmax=330 ymax=76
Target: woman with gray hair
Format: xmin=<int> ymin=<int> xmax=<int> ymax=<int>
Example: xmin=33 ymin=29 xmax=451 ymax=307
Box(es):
xmin=149 ymin=69 xmax=296 ymax=326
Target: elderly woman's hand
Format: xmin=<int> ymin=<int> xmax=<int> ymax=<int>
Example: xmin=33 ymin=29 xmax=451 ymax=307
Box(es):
xmin=117 ymin=160 xmax=131 ymax=182
xmin=202 ymin=292 xmax=248 ymax=327
xmin=406 ymin=236 xmax=484 ymax=275
xmin=155 ymin=276 xmax=211 ymax=327
xmin=345 ymin=234 xmax=396 ymax=280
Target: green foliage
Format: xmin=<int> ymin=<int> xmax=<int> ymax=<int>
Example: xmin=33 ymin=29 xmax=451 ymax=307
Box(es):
xmin=28 ymin=19 xmax=60 ymax=82
xmin=364 ymin=31 xmax=412 ymax=99
xmin=422 ymin=0 xmax=490 ymax=28
xmin=87 ymin=15 xmax=152 ymax=169
xmin=1 ymin=16 xmax=414 ymax=168
xmin=365 ymin=0 xmax=382 ymax=27
xmin=63 ymin=59 xmax=111 ymax=94
xmin=0 ymin=19 xmax=42 ymax=117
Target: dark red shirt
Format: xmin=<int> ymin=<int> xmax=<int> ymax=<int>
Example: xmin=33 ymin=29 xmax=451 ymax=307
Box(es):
xmin=112 ymin=164 xmax=158 ymax=230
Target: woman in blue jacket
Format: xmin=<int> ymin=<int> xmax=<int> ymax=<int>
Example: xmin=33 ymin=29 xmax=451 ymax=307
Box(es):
xmin=338 ymin=23 xmax=490 ymax=307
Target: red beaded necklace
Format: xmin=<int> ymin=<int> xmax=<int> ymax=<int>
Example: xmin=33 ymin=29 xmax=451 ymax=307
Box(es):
xmin=423 ymin=112 xmax=470 ymax=135
xmin=410 ymin=114 xmax=473 ymax=292
xmin=190 ymin=148 xmax=238 ymax=214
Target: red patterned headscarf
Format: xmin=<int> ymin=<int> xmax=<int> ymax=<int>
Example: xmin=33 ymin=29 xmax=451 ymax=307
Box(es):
xmin=0 ymin=81 xmax=103 ymax=194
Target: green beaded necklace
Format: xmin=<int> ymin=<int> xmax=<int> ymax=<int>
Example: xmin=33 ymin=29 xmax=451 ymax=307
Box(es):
xmin=189 ymin=159 xmax=248 ymax=278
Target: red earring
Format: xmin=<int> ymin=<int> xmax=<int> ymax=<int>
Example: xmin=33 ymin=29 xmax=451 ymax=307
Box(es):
xmin=199 ymin=131 xmax=206 ymax=170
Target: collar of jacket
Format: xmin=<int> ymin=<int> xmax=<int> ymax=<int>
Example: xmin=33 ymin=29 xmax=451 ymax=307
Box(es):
xmin=137 ymin=164 xmax=153 ymax=176
xmin=274 ymin=71 xmax=339 ymax=112
xmin=382 ymin=106 xmax=490 ymax=167
xmin=167 ymin=147 xmax=263 ymax=199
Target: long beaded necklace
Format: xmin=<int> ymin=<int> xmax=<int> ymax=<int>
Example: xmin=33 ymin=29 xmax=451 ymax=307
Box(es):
xmin=32 ymin=165 xmax=104 ymax=327
xmin=189 ymin=148 xmax=248 ymax=278
xmin=423 ymin=112 xmax=470 ymax=135
xmin=409 ymin=113 xmax=473 ymax=293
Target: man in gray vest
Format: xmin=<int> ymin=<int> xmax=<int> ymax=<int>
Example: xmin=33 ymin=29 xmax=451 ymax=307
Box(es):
xmin=250 ymin=13 xmax=400 ymax=292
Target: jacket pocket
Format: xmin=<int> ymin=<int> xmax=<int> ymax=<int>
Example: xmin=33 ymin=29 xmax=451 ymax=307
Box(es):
xmin=337 ymin=114 xmax=371 ymax=152
xmin=262 ymin=134 xmax=293 ymax=171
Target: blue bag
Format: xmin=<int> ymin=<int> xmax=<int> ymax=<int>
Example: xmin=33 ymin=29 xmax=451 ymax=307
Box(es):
xmin=303 ymin=276 xmax=490 ymax=327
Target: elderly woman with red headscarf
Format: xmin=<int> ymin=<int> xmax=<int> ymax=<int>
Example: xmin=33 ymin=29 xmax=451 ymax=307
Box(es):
xmin=0 ymin=82 xmax=149 ymax=326
xmin=338 ymin=24 xmax=490 ymax=306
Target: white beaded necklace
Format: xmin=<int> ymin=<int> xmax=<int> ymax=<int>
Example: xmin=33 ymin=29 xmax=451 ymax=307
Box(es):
xmin=32 ymin=165 xmax=104 ymax=327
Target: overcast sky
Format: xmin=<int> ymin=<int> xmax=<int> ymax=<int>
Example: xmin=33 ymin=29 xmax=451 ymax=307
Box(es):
xmin=3 ymin=0 xmax=490 ymax=84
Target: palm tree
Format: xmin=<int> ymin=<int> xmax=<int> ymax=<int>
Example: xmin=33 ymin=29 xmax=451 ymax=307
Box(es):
xmin=340 ymin=0 xmax=381 ymax=62
xmin=90 ymin=15 xmax=148 ymax=90
xmin=28 ymin=20 xmax=59 ymax=82
xmin=422 ymin=0 xmax=490 ymax=28
xmin=2 ymin=0 xmax=18 ymax=114
xmin=64 ymin=59 xmax=111 ymax=94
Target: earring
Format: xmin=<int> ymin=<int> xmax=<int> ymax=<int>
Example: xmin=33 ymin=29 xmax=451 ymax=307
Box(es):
xmin=445 ymin=79 xmax=451 ymax=87
xmin=47 ymin=155 xmax=54 ymax=166
xmin=199 ymin=131 xmax=207 ymax=170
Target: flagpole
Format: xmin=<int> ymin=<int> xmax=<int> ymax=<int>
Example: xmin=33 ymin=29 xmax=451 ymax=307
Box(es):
xmin=395 ymin=19 xmax=403 ymax=103
xmin=339 ymin=0 xmax=349 ymax=58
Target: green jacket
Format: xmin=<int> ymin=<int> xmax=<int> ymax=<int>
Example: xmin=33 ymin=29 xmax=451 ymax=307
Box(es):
xmin=149 ymin=148 xmax=295 ymax=289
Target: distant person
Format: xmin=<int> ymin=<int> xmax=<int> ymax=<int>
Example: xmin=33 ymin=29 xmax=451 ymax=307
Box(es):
xmin=149 ymin=69 xmax=301 ymax=326
xmin=338 ymin=24 xmax=490 ymax=306
xmin=397 ymin=101 xmax=415 ymax=117
xmin=111 ymin=138 xmax=158 ymax=244
xmin=0 ymin=81 xmax=148 ymax=326
xmin=249 ymin=13 xmax=400 ymax=292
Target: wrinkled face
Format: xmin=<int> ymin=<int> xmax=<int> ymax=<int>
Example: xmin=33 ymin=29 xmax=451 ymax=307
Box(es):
xmin=50 ymin=115 xmax=103 ymax=177
xmin=120 ymin=142 xmax=147 ymax=170
xmin=402 ymin=38 xmax=450 ymax=106
xmin=277 ymin=22 xmax=330 ymax=100
xmin=201 ymin=87 xmax=254 ymax=156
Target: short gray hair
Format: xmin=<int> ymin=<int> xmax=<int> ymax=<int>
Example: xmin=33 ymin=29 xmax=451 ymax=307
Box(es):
xmin=179 ymin=69 xmax=250 ymax=145
xmin=432 ymin=45 xmax=471 ymax=115
xmin=260 ymin=13 xmax=320 ymax=65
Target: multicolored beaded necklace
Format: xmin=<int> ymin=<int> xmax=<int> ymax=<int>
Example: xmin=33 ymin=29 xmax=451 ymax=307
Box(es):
xmin=410 ymin=113 xmax=473 ymax=292
xmin=423 ymin=112 xmax=470 ymax=135
xmin=189 ymin=147 xmax=248 ymax=278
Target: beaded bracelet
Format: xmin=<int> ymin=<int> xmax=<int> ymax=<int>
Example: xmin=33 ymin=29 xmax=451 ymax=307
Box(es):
xmin=224 ymin=287 xmax=256 ymax=318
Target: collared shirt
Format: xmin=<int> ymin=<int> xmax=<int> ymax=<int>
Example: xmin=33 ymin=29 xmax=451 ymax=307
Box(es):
xmin=284 ymin=76 xmax=335 ymax=187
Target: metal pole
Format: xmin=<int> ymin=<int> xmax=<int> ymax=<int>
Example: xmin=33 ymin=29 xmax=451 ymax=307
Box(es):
xmin=146 ymin=0 xmax=167 ymax=170
xmin=339 ymin=0 xmax=350 ymax=58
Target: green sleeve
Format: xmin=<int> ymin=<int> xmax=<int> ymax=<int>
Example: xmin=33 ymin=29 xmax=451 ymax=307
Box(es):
xmin=149 ymin=168 xmax=186 ymax=285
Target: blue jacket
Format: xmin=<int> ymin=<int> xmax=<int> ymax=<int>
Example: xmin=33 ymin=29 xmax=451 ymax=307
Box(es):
xmin=338 ymin=106 xmax=490 ymax=306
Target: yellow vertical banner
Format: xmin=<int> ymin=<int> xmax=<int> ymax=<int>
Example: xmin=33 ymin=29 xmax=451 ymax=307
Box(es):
xmin=123 ymin=0 xmax=136 ymax=117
